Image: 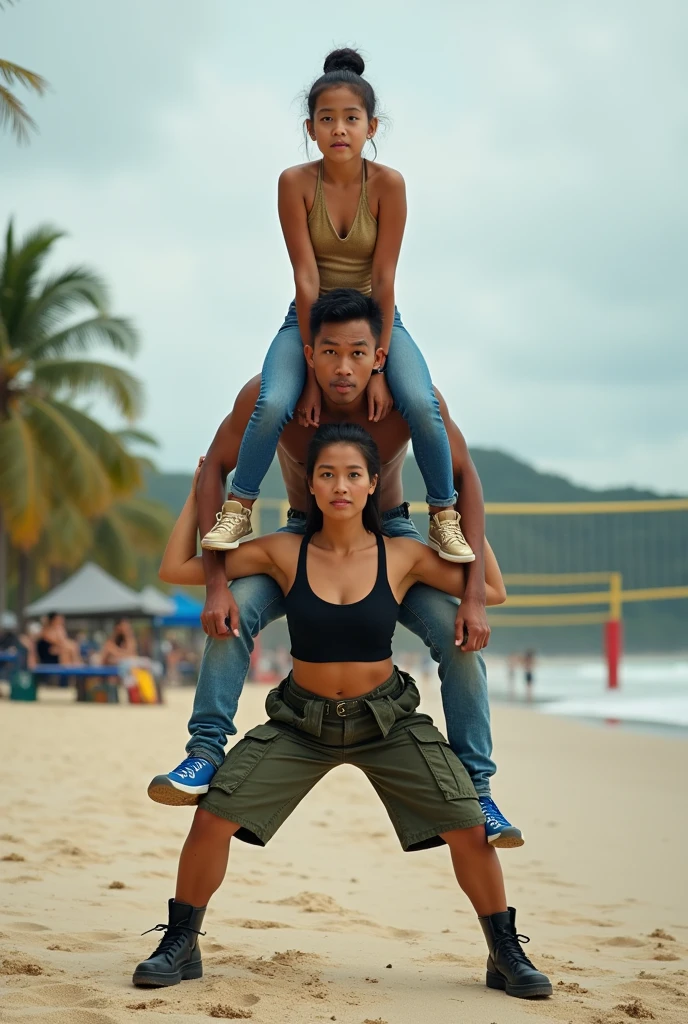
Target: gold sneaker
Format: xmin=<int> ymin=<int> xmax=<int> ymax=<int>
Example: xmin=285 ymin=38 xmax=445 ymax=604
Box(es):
xmin=201 ymin=500 xmax=253 ymax=550
xmin=428 ymin=510 xmax=475 ymax=563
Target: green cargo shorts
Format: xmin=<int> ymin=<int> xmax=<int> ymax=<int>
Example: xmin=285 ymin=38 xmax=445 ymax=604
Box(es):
xmin=198 ymin=669 xmax=485 ymax=852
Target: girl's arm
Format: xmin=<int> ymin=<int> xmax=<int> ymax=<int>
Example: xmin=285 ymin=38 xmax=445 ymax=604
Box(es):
xmin=278 ymin=167 xmax=321 ymax=426
xmin=158 ymin=459 xmax=204 ymax=586
xmin=397 ymin=537 xmax=506 ymax=609
xmin=370 ymin=168 xmax=407 ymax=356
xmin=159 ymin=459 xmax=284 ymax=590
xmin=368 ymin=168 xmax=407 ymax=420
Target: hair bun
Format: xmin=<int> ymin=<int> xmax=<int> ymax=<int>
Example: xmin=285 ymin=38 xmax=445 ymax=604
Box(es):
xmin=323 ymin=48 xmax=365 ymax=76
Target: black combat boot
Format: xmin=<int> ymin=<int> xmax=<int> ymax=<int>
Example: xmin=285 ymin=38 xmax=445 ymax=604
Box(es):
xmin=479 ymin=907 xmax=552 ymax=998
xmin=133 ymin=899 xmax=206 ymax=987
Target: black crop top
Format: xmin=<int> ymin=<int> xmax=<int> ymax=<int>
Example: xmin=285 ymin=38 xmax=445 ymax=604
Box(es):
xmin=284 ymin=533 xmax=400 ymax=663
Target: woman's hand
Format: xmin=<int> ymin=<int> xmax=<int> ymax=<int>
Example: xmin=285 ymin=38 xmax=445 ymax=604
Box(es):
xmin=367 ymin=373 xmax=394 ymax=422
xmin=296 ymin=377 xmax=322 ymax=428
xmin=191 ymin=455 xmax=205 ymax=497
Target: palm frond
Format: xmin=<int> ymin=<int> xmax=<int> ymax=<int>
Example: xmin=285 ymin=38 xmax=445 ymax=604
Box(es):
xmin=34 ymin=499 xmax=93 ymax=572
xmin=26 ymin=313 xmax=140 ymax=363
xmin=1 ymin=224 xmax=64 ymax=333
xmin=0 ymin=59 xmax=48 ymax=95
xmin=16 ymin=269 xmax=113 ymax=350
xmin=32 ymin=358 xmax=143 ymax=420
xmin=91 ymin=508 xmax=138 ymax=583
xmin=111 ymin=496 xmax=173 ymax=552
xmin=116 ymin=427 xmax=159 ymax=449
xmin=24 ymin=395 xmax=112 ymax=516
xmin=0 ymin=59 xmax=48 ymax=143
xmin=0 ymin=82 xmax=35 ymax=144
xmin=0 ymin=408 xmax=48 ymax=547
xmin=49 ymin=400 xmax=143 ymax=495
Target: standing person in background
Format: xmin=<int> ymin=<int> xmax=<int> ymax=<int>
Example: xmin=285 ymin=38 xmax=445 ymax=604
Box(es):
xmin=506 ymin=653 xmax=519 ymax=701
xmin=523 ymin=650 xmax=536 ymax=703
xmin=201 ymin=47 xmax=474 ymax=566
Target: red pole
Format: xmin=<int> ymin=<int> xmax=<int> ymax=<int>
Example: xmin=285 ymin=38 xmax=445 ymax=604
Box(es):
xmin=605 ymin=619 xmax=622 ymax=690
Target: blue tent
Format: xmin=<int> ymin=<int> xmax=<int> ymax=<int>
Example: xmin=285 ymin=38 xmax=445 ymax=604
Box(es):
xmin=155 ymin=592 xmax=204 ymax=628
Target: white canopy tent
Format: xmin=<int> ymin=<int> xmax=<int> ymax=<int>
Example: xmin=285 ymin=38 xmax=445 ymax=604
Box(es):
xmin=25 ymin=563 xmax=175 ymax=619
xmin=139 ymin=585 xmax=177 ymax=617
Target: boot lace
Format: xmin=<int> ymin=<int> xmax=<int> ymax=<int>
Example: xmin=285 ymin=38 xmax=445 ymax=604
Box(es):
xmin=479 ymin=797 xmax=512 ymax=830
xmin=171 ymin=757 xmax=208 ymax=780
xmin=436 ymin=519 xmax=468 ymax=546
xmin=141 ymin=922 xmax=206 ymax=963
xmin=213 ymin=507 xmax=249 ymax=535
xmin=494 ymin=930 xmax=536 ymax=969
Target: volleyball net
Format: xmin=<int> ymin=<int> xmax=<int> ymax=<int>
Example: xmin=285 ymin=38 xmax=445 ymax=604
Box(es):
xmin=252 ymin=497 xmax=688 ymax=687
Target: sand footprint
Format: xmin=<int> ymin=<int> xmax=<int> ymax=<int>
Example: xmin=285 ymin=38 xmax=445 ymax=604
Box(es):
xmin=222 ymin=919 xmax=292 ymax=931
xmin=3 ymin=982 xmax=107 ymax=1009
xmin=22 ymin=1013 xmax=117 ymax=1024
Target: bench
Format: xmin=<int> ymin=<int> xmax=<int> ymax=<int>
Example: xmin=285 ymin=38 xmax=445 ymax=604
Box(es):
xmin=31 ymin=664 xmax=122 ymax=702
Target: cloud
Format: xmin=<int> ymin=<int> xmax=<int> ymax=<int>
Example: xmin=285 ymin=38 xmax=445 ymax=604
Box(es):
xmin=3 ymin=0 xmax=686 ymax=491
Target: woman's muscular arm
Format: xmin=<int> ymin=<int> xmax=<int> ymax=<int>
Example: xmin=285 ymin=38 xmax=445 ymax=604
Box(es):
xmin=435 ymin=387 xmax=491 ymax=652
xmin=197 ymin=377 xmax=261 ymax=639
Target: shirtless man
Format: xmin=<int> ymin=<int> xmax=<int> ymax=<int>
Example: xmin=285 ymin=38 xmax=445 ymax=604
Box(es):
xmin=149 ymin=289 xmax=522 ymax=847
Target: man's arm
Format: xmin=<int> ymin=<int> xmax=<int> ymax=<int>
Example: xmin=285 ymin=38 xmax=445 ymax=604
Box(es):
xmin=435 ymin=387 xmax=491 ymax=652
xmin=197 ymin=376 xmax=261 ymax=639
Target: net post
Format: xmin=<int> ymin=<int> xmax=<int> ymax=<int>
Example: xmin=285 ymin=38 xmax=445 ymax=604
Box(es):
xmin=605 ymin=572 xmax=623 ymax=689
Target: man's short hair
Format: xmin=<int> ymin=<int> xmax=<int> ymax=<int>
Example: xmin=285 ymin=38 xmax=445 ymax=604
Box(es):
xmin=309 ymin=288 xmax=383 ymax=342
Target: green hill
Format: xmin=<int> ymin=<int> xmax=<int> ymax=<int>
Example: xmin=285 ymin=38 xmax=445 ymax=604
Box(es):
xmin=143 ymin=450 xmax=688 ymax=654
xmin=144 ymin=448 xmax=682 ymax=513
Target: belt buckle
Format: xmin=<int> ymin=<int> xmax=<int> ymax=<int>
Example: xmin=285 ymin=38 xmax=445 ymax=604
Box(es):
xmin=335 ymin=701 xmax=347 ymax=717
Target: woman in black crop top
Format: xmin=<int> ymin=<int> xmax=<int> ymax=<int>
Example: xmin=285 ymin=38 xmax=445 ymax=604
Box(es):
xmin=159 ymin=432 xmax=506 ymax=701
xmin=135 ymin=426 xmax=552 ymax=999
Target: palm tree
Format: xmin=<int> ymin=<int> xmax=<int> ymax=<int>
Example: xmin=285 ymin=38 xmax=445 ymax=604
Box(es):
xmin=1 ymin=3 xmax=48 ymax=143
xmin=34 ymin=431 xmax=175 ymax=589
xmin=0 ymin=220 xmax=144 ymax=617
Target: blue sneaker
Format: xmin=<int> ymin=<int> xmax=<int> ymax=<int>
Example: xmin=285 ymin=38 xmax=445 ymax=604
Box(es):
xmin=479 ymin=796 xmax=524 ymax=848
xmin=147 ymin=757 xmax=216 ymax=807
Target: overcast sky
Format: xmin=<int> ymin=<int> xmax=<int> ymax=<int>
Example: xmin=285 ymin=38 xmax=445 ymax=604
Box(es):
xmin=3 ymin=0 xmax=687 ymax=492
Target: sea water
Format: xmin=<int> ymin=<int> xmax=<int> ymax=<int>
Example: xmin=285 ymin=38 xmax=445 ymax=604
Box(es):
xmin=484 ymin=654 xmax=688 ymax=732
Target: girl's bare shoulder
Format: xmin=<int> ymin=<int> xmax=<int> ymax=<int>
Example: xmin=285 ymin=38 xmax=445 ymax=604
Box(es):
xmin=366 ymin=161 xmax=405 ymax=188
xmin=279 ymin=161 xmax=321 ymax=190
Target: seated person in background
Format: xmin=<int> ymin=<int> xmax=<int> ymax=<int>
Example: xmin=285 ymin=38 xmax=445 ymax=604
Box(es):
xmin=36 ymin=613 xmax=82 ymax=666
xmin=99 ymin=619 xmax=138 ymax=666
xmin=0 ymin=625 xmax=36 ymax=672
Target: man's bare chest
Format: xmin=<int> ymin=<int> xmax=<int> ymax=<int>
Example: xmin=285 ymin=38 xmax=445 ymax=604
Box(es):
xmin=279 ymin=413 xmax=411 ymax=469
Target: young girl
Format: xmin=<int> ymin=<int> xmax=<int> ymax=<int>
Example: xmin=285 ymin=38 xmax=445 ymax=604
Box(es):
xmin=201 ymin=47 xmax=474 ymax=565
xmin=136 ymin=424 xmax=551 ymax=1000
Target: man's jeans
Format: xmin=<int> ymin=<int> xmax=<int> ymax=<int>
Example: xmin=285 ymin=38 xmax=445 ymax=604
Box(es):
xmin=187 ymin=505 xmax=495 ymax=796
xmin=231 ymin=303 xmax=457 ymax=508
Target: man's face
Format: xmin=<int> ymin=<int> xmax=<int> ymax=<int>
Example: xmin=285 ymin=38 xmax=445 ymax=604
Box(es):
xmin=305 ymin=319 xmax=385 ymax=407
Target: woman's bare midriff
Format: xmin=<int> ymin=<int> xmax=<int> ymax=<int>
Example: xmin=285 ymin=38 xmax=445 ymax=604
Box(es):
xmin=291 ymin=657 xmax=396 ymax=698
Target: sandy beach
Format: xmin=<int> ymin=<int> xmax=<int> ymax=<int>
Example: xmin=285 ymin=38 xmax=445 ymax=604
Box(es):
xmin=1 ymin=681 xmax=687 ymax=1024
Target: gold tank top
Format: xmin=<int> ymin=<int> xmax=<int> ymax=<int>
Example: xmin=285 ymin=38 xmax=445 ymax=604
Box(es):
xmin=307 ymin=160 xmax=378 ymax=296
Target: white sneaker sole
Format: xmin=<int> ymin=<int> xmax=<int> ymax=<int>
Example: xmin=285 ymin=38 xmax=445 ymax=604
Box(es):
xmin=427 ymin=538 xmax=476 ymax=563
xmin=201 ymin=531 xmax=253 ymax=551
xmin=200 ymin=537 xmax=241 ymax=551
